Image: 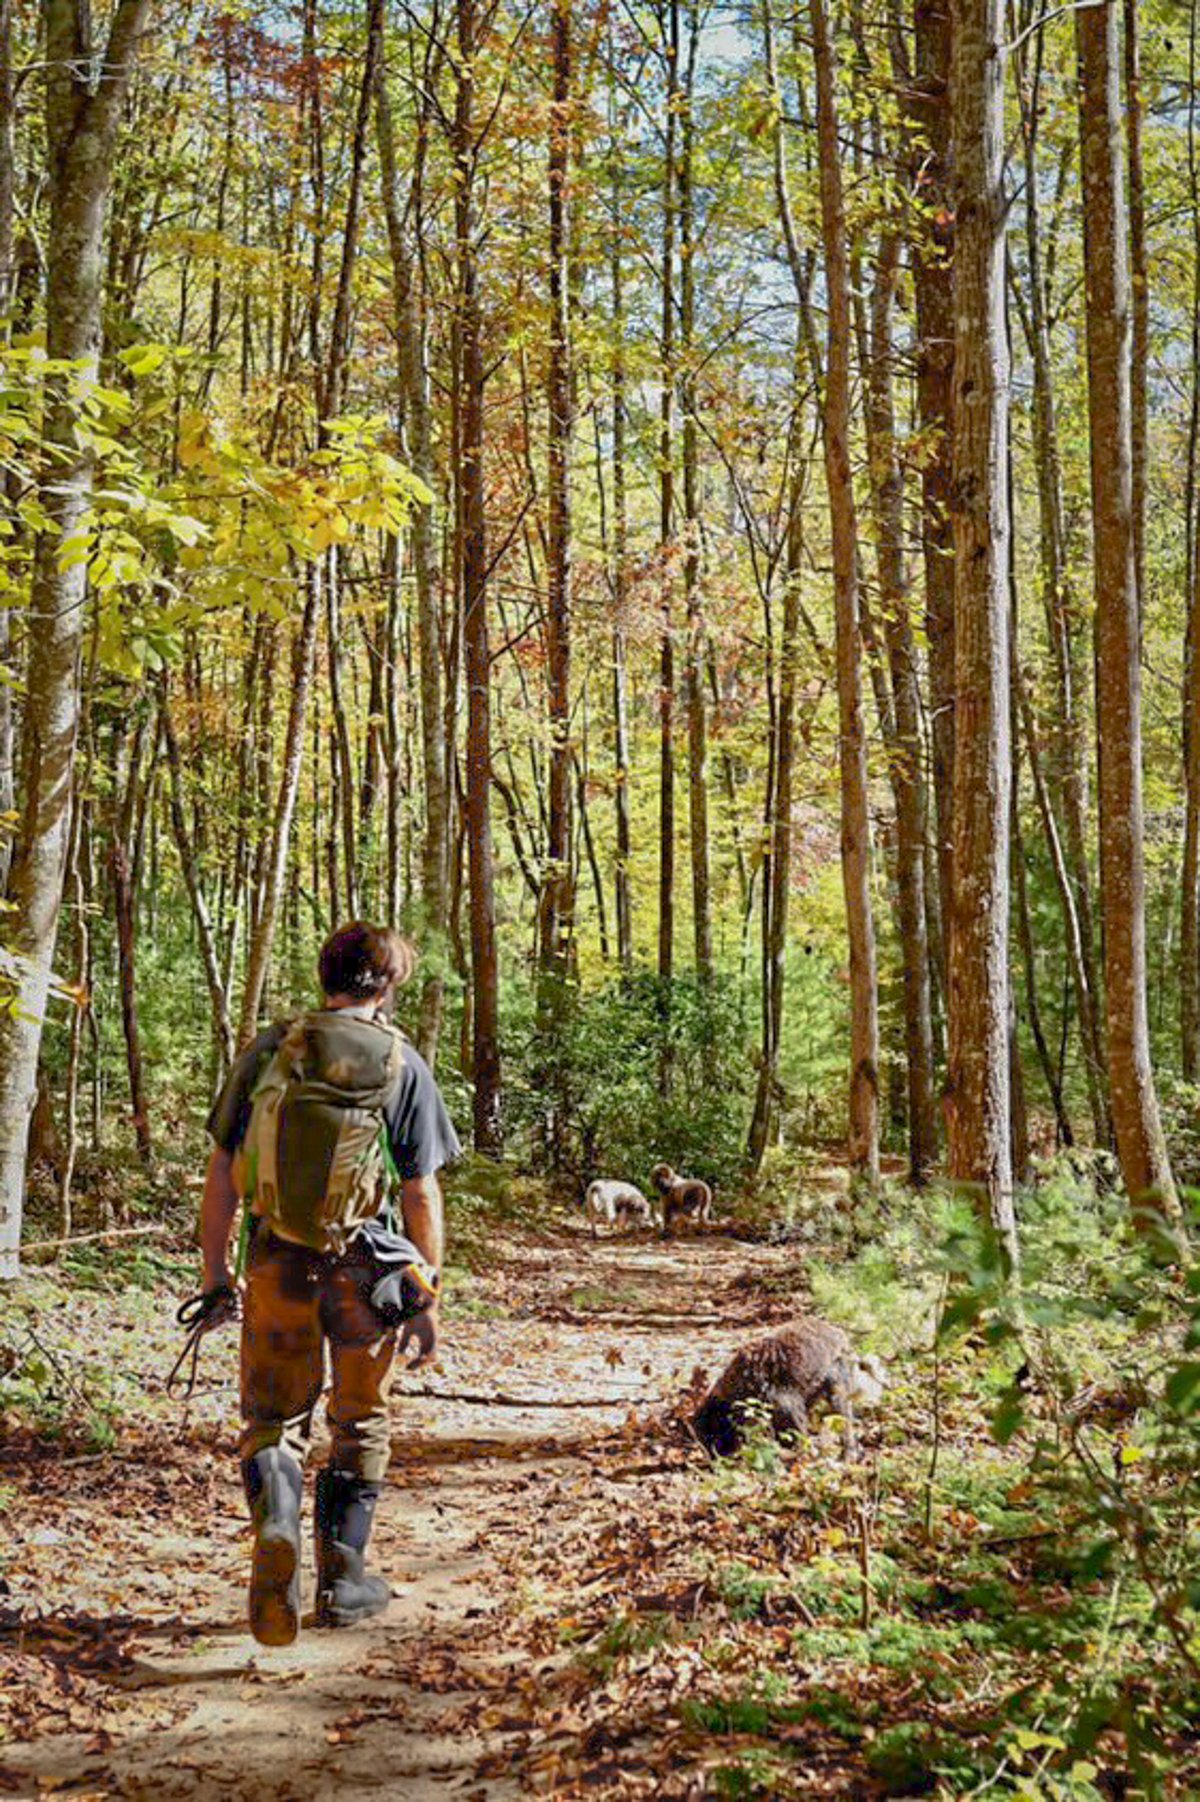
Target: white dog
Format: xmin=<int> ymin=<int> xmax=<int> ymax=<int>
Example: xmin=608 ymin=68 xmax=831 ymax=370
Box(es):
xmin=582 ymin=1180 xmax=658 ymax=1238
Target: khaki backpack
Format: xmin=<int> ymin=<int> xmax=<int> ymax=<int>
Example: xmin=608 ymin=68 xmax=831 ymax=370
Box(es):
xmin=239 ymin=1011 xmax=406 ymax=1253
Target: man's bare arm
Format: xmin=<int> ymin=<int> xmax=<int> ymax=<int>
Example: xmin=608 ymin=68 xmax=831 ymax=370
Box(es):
xmin=397 ymin=1173 xmax=444 ymax=1364
xmin=399 ymin=1173 xmax=444 ymax=1273
xmin=201 ymin=1146 xmax=240 ymax=1290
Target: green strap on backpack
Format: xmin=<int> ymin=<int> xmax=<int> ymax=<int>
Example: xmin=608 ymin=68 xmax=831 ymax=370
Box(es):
xmin=240 ymin=1010 xmax=406 ymax=1254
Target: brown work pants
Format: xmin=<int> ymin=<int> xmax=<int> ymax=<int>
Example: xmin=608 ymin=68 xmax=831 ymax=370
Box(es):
xmin=239 ymin=1227 xmax=396 ymax=1483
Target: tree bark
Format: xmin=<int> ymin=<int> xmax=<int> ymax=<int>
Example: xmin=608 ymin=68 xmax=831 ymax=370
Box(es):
xmin=811 ymin=0 xmax=880 ymax=1183
xmin=657 ymin=0 xmax=678 ymax=994
xmin=238 ymin=566 xmax=322 ymax=1047
xmin=538 ymin=0 xmax=574 ymax=986
xmin=456 ymin=0 xmax=501 ymax=1153
xmin=161 ymin=679 xmax=236 ymax=1072
xmin=748 ymin=413 xmax=804 ymax=1171
xmin=1123 ymin=0 xmax=1147 ymax=625
xmin=375 ymin=25 xmax=449 ymax=1055
xmin=610 ymin=130 xmax=634 ymax=971
xmin=679 ymin=0 xmax=711 ymax=981
xmin=907 ymin=0 xmax=956 ymax=975
xmin=1076 ymin=0 xmax=1179 ymax=1224
xmin=865 ymin=230 xmax=937 ymax=1185
xmin=0 ymin=0 xmax=151 ymax=1279
xmin=946 ymin=0 xmax=1017 ymax=1266
xmin=1015 ymin=32 xmax=1107 ymax=1138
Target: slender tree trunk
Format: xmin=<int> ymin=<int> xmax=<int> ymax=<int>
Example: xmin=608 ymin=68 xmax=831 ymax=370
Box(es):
xmin=611 ymin=323 xmax=633 ymax=969
xmin=657 ymin=0 xmax=678 ymax=994
xmin=1014 ymin=661 xmax=1106 ymax=1140
xmin=1182 ymin=0 xmax=1200 ymax=1081
xmin=1124 ymin=0 xmax=1147 ymax=624
xmin=1013 ymin=796 xmax=1074 ymax=1148
xmin=0 ymin=0 xmax=151 ymax=1278
xmin=947 ymin=0 xmax=1017 ymax=1266
xmin=238 ymin=566 xmax=322 ymax=1046
xmin=679 ymin=0 xmax=711 ymax=981
xmin=1016 ymin=35 xmax=1107 ymax=1136
xmin=112 ymin=834 xmax=151 ymax=1162
xmin=0 ymin=0 xmax=13 ymax=901
xmin=748 ymin=417 xmax=804 ymax=1171
xmin=1076 ymin=0 xmax=1179 ymax=1224
xmin=456 ymin=0 xmax=501 ymax=1152
xmin=326 ymin=554 xmax=359 ymax=920
xmin=322 ymin=0 xmax=384 ymax=426
xmin=539 ymin=0 xmax=574 ymax=985
xmin=375 ymin=30 xmax=448 ymax=1054
xmin=908 ymin=0 xmax=956 ymax=972
xmin=866 ymin=231 xmax=937 ymax=1184
xmin=0 ymin=0 xmax=12 ymax=325
xmin=811 ymin=0 xmax=880 ymax=1183
xmin=161 ymin=680 xmax=235 ymax=1071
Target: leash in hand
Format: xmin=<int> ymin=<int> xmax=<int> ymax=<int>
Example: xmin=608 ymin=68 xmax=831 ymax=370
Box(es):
xmin=167 ymin=1285 xmax=240 ymax=1401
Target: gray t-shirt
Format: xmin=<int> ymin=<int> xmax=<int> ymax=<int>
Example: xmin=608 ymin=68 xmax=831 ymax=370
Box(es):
xmin=207 ymin=1017 xmax=462 ymax=1182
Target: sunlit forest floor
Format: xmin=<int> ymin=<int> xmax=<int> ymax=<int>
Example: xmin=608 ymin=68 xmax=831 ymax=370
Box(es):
xmin=1 ymin=1171 xmax=1198 ymax=1798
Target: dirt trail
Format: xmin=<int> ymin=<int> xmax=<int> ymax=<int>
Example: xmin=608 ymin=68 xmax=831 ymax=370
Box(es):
xmin=0 ymin=1229 xmax=804 ymax=1800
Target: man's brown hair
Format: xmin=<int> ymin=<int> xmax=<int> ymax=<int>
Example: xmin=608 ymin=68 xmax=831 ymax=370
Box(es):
xmin=318 ymin=922 xmax=416 ymax=1001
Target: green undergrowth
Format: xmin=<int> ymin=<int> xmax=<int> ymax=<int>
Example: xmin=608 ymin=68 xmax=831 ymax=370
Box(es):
xmin=561 ymin=1171 xmax=1200 ymax=1798
xmin=442 ymin=1151 xmax=553 ymax=1272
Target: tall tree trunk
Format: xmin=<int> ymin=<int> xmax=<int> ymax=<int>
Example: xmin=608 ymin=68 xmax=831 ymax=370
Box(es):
xmin=0 ymin=0 xmax=13 ymax=894
xmin=907 ymin=0 xmax=955 ymax=975
xmin=657 ymin=0 xmax=678 ymax=994
xmin=1182 ymin=0 xmax=1200 ymax=1081
xmin=375 ymin=28 xmax=448 ymax=1055
xmin=1016 ymin=31 xmax=1107 ymax=1138
xmin=679 ymin=0 xmax=711 ymax=981
xmin=0 ymin=0 xmax=12 ymax=325
xmin=866 ymin=231 xmax=937 ymax=1185
xmin=326 ymin=554 xmax=359 ymax=920
xmin=1076 ymin=0 xmax=1179 ymax=1225
xmin=109 ymin=713 xmax=152 ymax=1163
xmin=538 ymin=0 xmax=573 ymax=985
xmin=946 ymin=0 xmax=1017 ymax=1266
xmin=161 ymin=680 xmax=236 ymax=1072
xmin=1123 ymin=0 xmax=1147 ymax=624
xmin=456 ymin=0 xmax=501 ymax=1153
xmin=610 ymin=136 xmax=634 ymax=971
xmin=748 ymin=413 xmax=804 ymax=1171
xmin=0 ymin=0 xmax=151 ymax=1280
xmin=238 ymin=566 xmax=322 ymax=1046
xmin=322 ymin=0 xmax=384 ymax=426
xmin=811 ymin=0 xmax=880 ymax=1183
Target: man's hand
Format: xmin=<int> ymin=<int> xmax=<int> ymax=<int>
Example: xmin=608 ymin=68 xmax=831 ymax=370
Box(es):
xmin=398 ymin=1303 xmax=440 ymax=1367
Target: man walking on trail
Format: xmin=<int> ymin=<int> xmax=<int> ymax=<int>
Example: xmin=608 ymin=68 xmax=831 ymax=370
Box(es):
xmin=200 ymin=922 xmax=461 ymax=1647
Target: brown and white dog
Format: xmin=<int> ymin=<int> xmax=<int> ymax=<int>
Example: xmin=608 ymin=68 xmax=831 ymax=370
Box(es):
xmin=583 ymin=1179 xmax=658 ymax=1238
xmin=651 ymin=1164 xmax=713 ymax=1237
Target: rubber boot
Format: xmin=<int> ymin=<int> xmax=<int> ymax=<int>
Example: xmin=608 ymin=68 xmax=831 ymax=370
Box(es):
xmin=243 ymin=1447 xmax=303 ymax=1647
xmin=314 ymin=1467 xmax=391 ymax=1628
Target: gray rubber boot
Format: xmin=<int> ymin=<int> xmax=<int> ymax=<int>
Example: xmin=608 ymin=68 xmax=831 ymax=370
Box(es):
xmin=243 ymin=1447 xmax=303 ymax=1647
xmin=314 ymin=1468 xmax=391 ymax=1628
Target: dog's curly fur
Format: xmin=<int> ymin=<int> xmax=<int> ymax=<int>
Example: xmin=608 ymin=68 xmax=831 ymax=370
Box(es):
xmin=692 ymin=1320 xmax=887 ymax=1458
xmin=651 ymin=1164 xmax=713 ymax=1237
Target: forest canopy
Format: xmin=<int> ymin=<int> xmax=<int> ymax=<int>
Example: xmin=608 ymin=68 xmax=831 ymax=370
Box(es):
xmin=0 ymin=0 xmax=1198 ymax=1256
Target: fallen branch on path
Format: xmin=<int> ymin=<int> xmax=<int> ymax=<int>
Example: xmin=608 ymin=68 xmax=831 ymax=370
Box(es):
xmin=405 ymin=1386 xmax=649 ymax=1409
xmin=540 ymin=1308 xmax=725 ymax=1328
xmin=22 ymin=1223 xmax=180 ymax=1256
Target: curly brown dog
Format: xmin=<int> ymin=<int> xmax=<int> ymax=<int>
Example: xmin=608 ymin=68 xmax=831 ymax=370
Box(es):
xmin=651 ymin=1163 xmax=713 ymax=1237
xmin=692 ymin=1319 xmax=887 ymax=1459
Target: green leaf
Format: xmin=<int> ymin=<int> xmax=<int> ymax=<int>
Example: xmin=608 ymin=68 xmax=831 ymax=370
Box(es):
xmin=1164 ymin=1361 xmax=1200 ymax=1413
